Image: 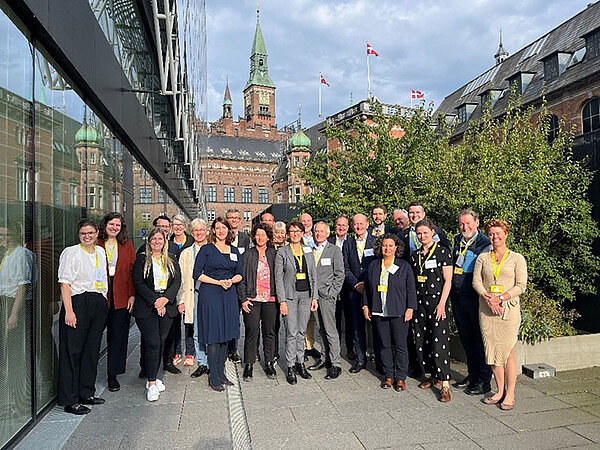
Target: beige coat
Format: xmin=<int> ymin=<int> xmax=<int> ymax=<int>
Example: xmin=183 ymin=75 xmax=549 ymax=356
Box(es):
xmin=177 ymin=244 xmax=201 ymax=324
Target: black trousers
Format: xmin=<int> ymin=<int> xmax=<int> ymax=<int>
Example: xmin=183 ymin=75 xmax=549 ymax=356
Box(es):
xmin=414 ymin=296 xmax=451 ymax=381
xmin=452 ymin=292 xmax=491 ymax=385
xmin=372 ymin=315 xmax=409 ymax=380
xmin=106 ymin=292 xmax=130 ymax=377
xmin=163 ymin=312 xmax=181 ymax=365
xmin=136 ymin=312 xmax=174 ymax=381
xmin=243 ymin=301 xmax=277 ymax=364
xmin=58 ymin=292 xmax=108 ymax=406
xmin=335 ymin=289 xmax=354 ymax=355
xmin=207 ymin=342 xmax=228 ymax=387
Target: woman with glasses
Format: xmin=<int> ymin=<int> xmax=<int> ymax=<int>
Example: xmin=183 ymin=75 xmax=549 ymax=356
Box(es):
xmin=57 ymin=219 xmax=109 ymax=415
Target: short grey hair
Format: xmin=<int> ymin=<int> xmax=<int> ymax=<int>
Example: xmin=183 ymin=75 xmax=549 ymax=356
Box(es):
xmin=226 ymin=208 xmax=240 ymax=217
xmin=190 ymin=218 xmax=207 ymax=229
xmin=171 ymin=214 xmax=188 ymax=225
xmin=273 ymin=221 xmax=286 ymax=232
xmin=314 ymin=221 xmax=330 ymax=234
xmin=392 ymin=208 xmax=408 ymax=216
xmin=458 ymin=209 xmax=479 ymax=221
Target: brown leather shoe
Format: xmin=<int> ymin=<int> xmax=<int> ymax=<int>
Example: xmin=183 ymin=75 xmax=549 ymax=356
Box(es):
xmin=381 ymin=378 xmax=393 ymax=389
xmin=394 ymin=380 xmax=406 ymax=391
xmin=439 ymin=386 xmax=451 ymax=402
xmin=418 ymin=378 xmax=432 ymax=389
xmin=433 ymin=378 xmax=442 ymax=388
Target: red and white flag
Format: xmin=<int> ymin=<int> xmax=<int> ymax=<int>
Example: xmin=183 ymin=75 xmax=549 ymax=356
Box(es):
xmin=411 ymin=89 xmax=424 ymax=99
xmin=320 ymin=73 xmax=330 ymax=87
xmin=366 ymin=42 xmax=379 ymax=56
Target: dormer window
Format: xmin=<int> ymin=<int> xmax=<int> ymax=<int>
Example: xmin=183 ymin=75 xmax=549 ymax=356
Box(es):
xmin=457 ymin=103 xmax=477 ymax=124
xmin=506 ymin=72 xmax=535 ymax=95
xmin=583 ymin=27 xmax=600 ymax=60
xmin=542 ymin=52 xmax=572 ymax=81
xmin=479 ymin=89 xmax=502 ymax=110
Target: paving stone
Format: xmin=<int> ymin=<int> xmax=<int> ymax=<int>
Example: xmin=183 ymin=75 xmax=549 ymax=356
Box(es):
xmin=420 ymin=439 xmax=482 ymax=450
xmin=552 ymin=392 xmax=600 ymax=407
xmin=567 ymin=422 xmax=600 ymax=443
xmin=497 ymin=407 xmax=598 ymax=432
xmin=452 ymin=416 xmax=516 ymax=439
xmin=580 ymin=403 xmax=600 ymax=418
xmin=473 ymin=394 xmax=573 ymax=417
xmin=472 ymin=427 xmax=591 ymax=450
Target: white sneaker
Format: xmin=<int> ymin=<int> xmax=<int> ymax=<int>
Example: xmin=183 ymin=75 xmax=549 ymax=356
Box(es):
xmin=147 ymin=384 xmax=159 ymax=402
xmin=145 ymin=379 xmax=166 ymax=392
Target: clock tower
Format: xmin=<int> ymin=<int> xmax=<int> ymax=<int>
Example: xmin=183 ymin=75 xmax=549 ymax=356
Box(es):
xmin=243 ymin=6 xmax=276 ymax=130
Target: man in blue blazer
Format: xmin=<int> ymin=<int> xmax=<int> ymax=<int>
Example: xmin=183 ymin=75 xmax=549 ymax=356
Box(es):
xmin=367 ymin=205 xmax=396 ymax=238
xmin=343 ymin=214 xmax=377 ymax=373
xmin=399 ymin=202 xmax=450 ymax=262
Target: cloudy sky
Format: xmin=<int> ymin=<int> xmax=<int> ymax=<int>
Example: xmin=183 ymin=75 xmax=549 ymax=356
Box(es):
xmin=206 ymin=0 xmax=593 ymax=128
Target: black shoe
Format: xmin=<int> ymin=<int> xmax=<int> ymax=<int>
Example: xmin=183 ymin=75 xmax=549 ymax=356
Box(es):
xmin=286 ymin=368 xmax=297 ymax=385
xmin=191 ymin=365 xmax=208 ymax=378
xmin=346 ymin=351 xmax=357 ymax=360
xmin=221 ymin=378 xmax=234 ymax=386
xmin=243 ymin=364 xmax=253 ymax=381
xmin=265 ymin=361 xmax=277 ymax=379
xmin=138 ymin=369 xmax=147 ymax=379
xmin=325 ymin=366 xmax=342 ymax=380
xmin=295 ymin=363 xmax=312 ymax=379
xmin=349 ymin=363 xmax=366 ymax=374
xmin=465 ymin=382 xmax=486 ymax=395
xmin=64 ymin=403 xmax=90 ymax=415
xmin=79 ymin=396 xmax=105 ymax=405
xmin=228 ymin=352 xmax=242 ymax=363
xmin=308 ymin=359 xmax=326 ymax=371
xmin=210 ymin=383 xmax=225 ymax=392
xmin=455 ymin=375 xmax=472 ymax=388
xmin=305 ymin=348 xmax=321 ymax=359
xmin=163 ymin=363 xmax=182 ymax=374
xmin=107 ymin=376 xmax=120 ymax=392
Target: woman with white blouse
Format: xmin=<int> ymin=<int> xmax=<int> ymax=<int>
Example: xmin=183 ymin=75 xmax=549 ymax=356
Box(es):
xmin=57 ymin=218 xmax=109 ymax=415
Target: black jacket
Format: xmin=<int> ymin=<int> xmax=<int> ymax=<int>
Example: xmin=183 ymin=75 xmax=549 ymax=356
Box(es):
xmin=237 ymin=247 xmax=277 ymax=305
xmin=451 ymin=230 xmax=492 ymax=296
xmin=343 ymin=234 xmax=377 ymax=290
xmin=131 ymin=254 xmax=181 ymax=319
xmin=399 ymin=225 xmax=449 ymax=261
xmin=362 ymin=257 xmax=417 ymax=316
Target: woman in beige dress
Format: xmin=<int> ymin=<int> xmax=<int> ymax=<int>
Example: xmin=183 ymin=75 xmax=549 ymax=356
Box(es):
xmin=472 ymin=219 xmax=527 ymax=410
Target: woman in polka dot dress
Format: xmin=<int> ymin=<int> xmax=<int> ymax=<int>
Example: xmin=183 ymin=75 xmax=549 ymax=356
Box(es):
xmin=410 ymin=219 xmax=453 ymax=402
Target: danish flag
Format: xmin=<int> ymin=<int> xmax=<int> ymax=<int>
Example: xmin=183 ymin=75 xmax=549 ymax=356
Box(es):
xmin=366 ymin=42 xmax=379 ymax=56
xmin=411 ymin=89 xmax=424 ymax=99
xmin=320 ymin=73 xmax=330 ymax=87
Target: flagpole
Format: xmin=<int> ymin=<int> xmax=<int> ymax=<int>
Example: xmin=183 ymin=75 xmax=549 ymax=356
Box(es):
xmin=319 ymin=73 xmax=322 ymax=118
xmin=410 ymin=91 xmax=413 ymax=109
xmin=366 ymin=50 xmax=371 ymax=100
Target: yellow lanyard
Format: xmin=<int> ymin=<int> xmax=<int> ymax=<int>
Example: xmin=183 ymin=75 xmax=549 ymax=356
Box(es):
xmin=380 ymin=259 xmax=392 ymax=284
xmin=194 ymin=244 xmax=200 ymax=258
xmin=458 ymin=235 xmax=476 ymax=256
xmin=290 ymin=245 xmax=304 ymax=272
xmin=418 ymin=242 xmax=437 ymax=274
xmin=80 ymin=244 xmax=99 ymax=268
xmin=410 ymin=229 xmax=420 ymax=249
xmin=372 ymin=227 xmax=383 ymax=237
xmin=356 ymin=237 xmax=366 ymax=259
xmin=233 ymin=234 xmax=239 ymax=247
xmin=491 ymin=250 xmax=510 ymax=282
xmin=313 ymin=245 xmax=326 ymax=266
xmin=153 ymin=255 xmax=166 ymax=278
xmin=105 ymin=240 xmax=117 ymax=265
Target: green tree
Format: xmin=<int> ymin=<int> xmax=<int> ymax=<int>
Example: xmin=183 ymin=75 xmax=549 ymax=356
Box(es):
xmin=301 ymin=99 xmax=599 ymax=342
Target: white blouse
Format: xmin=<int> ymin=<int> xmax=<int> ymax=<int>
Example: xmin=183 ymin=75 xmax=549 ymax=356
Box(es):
xmin=58 ymin=244 xmax=108 ymax=297
xmin=0 ymin=245 xmax=34 ymax=299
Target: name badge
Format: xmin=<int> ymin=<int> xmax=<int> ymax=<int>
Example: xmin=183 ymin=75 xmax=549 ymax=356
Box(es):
xmin=93 ymin=268 xmax=104 ymax=281
xmin=238 ymin=247 xmax=245 ymax=255
xmin=377 ymin=285 xmax=388 ymax=293
xmin=454 ymin=267 xmax=464 ymax=275
xmin=425 ymin=259 xmax=437 ymax=269
xmin=320 ymin=258 xmax=331 ymax=266
xmin=230 ymin=253 xmax=238 ymax=262
xmin=303 ymin=246 xmax=313 ymax=254
xmin=490 ymin=284 xmax=503 ymax=293
xmin=455 ymin=254 xmax=465 ymax=267
xmin=296 ymin=273 xmax=306 ymax=280
xmin=158 ymin=279 xmax=168 ymax=287
xmin=364 ymin=248 xmax=374 ymax=257
xmin=417 ymin=275 xmax=427 ymax=283
xmin=388 ymin=264 xmax=399 ymax=275
xmin=109 ymin=266 xmax=116 ymax=276
xmin=94 ymin=282 xmax=104 ymax=290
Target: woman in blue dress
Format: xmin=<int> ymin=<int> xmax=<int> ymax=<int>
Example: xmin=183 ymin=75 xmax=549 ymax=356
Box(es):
xmin=193 ymin=217 xmax=243 ymax=391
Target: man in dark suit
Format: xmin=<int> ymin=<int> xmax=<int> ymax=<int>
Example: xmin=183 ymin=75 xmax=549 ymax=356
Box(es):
xmin=328 ymin=215 xmax=354 ymax=359
xmin=343 ymin=214 xmax=377 ymax=373
xmin=368 ymin=204 xmax=396 ymax=237
xmin=399 ymin=201 xmax=450 ymax=262
xmin=225 ymin=208 xmax=250 ymax=363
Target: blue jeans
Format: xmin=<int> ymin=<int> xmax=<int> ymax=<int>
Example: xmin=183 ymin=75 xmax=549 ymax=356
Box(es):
xmin=193 ymin=293 xmax=208 ymax=366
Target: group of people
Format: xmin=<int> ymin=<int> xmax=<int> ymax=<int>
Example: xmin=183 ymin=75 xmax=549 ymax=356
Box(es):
xmin=55 ymin=202 xmax=527 ymax=415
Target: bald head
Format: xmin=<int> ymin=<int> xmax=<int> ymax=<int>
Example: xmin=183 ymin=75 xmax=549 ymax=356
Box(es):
xmin=300 ymin=213 xmax=313 ymax=234
xmin=352 ymin=214 xmax=368 ymax=238
xmin=261 ymin=213 xmax=274 ymax=227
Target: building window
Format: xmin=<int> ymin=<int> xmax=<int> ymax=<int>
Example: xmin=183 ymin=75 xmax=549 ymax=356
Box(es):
xmin=259 ymin=188 xmax=269 ymax=204
xmin=70 ymin=184 xmax=78 ymax=207
xmin=242 ymin=187 xmax=252 ymax=203
xmin=16 ymin=167 xmax=29 ymax=202
xmin=547 ymin=114 xmax=559 ymax=143
xmin=585 ymin=28 xmax=600 ymax=60
xmin=89 ymin=186 xmax=96 ymax=209
xmin=223 ymin=187 xmax=235 ymax=203
xmin=208 ymin=210 xmax=216 ymax=221
xmin=206 ymin=186 xmax=216 ymax=202
xmin=276 ymin=190 xmax=282 ymax=203
xmin=53 ymin=180 xmax=61 ymax=204
xmin=158 ymin=188 xmax=165 ymax=203
xmin=89 ymin=151 xmax=97 ymax=164
xmin=140 ymin=188 xmax=152 ymax=203
xmin=583 ymin=98 xmax=600 ymax=134
xmin=112 ymin=188 xmax=121 ymax=211
xmin=142 ymin=212 xmax=151 ymax=222
xmin=294 ymin=186 xmax=301 ymax=203
xmin=244 ymin=210 xmax=251 ymax=221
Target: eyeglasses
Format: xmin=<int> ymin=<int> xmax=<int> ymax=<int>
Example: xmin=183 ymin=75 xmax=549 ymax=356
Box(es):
xmin=172 ymin=223 xmax=185 ymax=228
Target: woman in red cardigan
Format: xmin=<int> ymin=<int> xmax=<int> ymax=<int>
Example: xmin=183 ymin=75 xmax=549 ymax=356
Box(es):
xmin=98 ymin=212 xmax=136 ymax=392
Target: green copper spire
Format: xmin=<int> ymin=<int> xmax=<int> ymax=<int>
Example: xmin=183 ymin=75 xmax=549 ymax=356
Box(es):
xmin=245 ymin=6 xmax=275 ymax=89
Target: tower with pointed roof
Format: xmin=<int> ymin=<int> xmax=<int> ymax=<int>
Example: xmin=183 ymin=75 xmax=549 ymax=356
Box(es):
xmin=243 ymin=5 xmax=276 ymax=130
xmin=494 ymin=29 xmax=509 ymax=65
xmin=222 ymin=79 xmax=233 ymax=119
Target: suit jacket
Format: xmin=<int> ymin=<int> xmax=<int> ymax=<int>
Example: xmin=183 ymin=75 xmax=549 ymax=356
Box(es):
xmin=274 ymin=244 xmax=318 ymax=302
xmin=131 ymin=253 xmax=181 ymax=319
xmin=234 ymin=231 xmax=251 ymax=253
xmin=314 ymin=241 xmax=345 ymax=301
xmin=177 ymin=244 xmax=202 ymax=323
xmin=237 ymin=246 xmax=277 ymax=304
xmin=367 ymin=224 xmax=397 ymax=237
xmin=399 ymin=225 xmax=449 ymax=261
xmin=343 ymin=234 xmax=377 ymax=290
xmin=362 ymin=257 xmax=417 ymax=316
xmin=97 ymin=238 xmax=136 ymax=309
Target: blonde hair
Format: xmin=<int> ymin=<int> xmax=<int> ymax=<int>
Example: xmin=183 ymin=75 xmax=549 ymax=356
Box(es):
xmin=144 ymin=228 xmax=176 ymax=278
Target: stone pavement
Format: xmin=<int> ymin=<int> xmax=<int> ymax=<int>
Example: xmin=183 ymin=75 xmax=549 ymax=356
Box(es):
xmin=16 ymin=327 xmax=600 ymax=450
